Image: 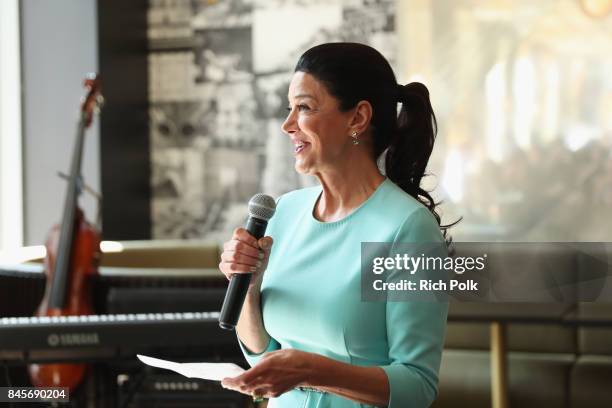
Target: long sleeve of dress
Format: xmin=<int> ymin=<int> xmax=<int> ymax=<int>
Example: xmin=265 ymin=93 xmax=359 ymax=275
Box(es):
xmin=237 ymin=334 xmax=281 ymax=368
xmin=379 ymin=208 xmax=449 ymax=408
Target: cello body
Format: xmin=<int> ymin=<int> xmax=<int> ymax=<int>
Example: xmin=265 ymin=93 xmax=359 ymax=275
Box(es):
xmin=28 ymin=210 xmax=100 ymax=389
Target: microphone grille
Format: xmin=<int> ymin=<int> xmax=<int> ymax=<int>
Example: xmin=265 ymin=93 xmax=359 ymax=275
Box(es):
xmin=248 ymin=194 xmax=276 ymax=221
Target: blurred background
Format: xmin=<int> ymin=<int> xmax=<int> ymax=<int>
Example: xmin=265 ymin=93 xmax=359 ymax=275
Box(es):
xmin=0 ymin=0 xmax=611 ymax=407
xmin=2 ymin=0 xmax=611 ymax=251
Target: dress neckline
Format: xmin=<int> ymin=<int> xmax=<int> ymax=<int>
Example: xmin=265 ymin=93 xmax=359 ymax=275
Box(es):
xmin=309 ymin=178 xmax=390 ymax=227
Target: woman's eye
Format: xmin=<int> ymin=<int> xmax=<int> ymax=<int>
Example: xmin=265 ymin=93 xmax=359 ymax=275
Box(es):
xmin=286 ymin=104 xmax=311 ymax=112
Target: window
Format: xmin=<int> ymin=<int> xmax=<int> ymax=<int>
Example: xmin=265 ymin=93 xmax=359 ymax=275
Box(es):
xmin=0 ymin=0 xmax=23 ymax=252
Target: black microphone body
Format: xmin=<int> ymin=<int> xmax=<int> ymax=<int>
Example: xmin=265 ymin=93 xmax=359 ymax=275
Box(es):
xmin=219 ymin=195 xmax=275 ymax=330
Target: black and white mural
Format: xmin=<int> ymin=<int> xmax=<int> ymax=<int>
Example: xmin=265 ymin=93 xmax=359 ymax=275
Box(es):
xmin=147 ymin=0 xmax=396 ymax=240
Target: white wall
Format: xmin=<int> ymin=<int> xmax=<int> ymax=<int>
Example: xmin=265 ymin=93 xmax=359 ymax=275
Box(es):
xmin=21 ymin=0 xmax=100 ymax=245
xmin=0 ymin=0 xmax=23 ymax=251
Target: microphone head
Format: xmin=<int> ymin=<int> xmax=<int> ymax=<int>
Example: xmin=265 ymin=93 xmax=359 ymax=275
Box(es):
xmin=248 ymin=194 xmax=276 ymax=221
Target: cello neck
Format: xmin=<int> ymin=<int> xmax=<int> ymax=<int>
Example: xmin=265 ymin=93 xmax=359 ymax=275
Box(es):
xmin=48 ymin=75 xmax=102 ymax=309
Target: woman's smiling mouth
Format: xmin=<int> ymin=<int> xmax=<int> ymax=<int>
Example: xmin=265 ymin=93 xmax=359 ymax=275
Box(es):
xmin=294 ymin=141 xmax=310 ymax=155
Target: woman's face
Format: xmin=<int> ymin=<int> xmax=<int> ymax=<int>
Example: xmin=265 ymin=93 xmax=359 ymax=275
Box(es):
xmin=281 ymin=71 xmax=355 ymax=175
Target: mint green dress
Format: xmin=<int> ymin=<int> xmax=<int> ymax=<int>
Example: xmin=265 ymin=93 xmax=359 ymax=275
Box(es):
xmin=238 ymin=178 xmax=448 ymax=408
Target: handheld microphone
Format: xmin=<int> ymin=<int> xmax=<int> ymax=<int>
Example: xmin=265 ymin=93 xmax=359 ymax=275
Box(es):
xmin=218 ymin=193 xmax=276 ymax=330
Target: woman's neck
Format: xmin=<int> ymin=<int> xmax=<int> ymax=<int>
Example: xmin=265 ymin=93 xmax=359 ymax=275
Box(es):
xmin=312 ymin=160 xmax=385 ymax=222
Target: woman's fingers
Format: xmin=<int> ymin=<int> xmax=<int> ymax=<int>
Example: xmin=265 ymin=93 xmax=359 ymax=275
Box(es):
xmin=219 ymin=229 xmax=273 ymax=282
xmin=223 ymin=239 xmax=261 ymax=259
xmin=258 ymin=236 xmax=273 ymax=253
xmin=221 ymin=355 xmax=293 ymax=399
xmin=219 ymin=260 xmax=257 ymax=275
xmin=257 ymin=237 xmax=273 ymax=263
xmin=220 ymin=250 xmax=261 ymax=266
xmin=233 ymin=227 xmax=258 ymax=247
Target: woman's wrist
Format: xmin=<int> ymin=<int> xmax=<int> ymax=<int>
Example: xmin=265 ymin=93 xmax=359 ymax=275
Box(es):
xmin=296 ymin=353 xmax=390 ymax=406
xmin=299 ymin=352 xmax=324 ymax=388
xmin=246 ymin=283 xmax=262 ymax=298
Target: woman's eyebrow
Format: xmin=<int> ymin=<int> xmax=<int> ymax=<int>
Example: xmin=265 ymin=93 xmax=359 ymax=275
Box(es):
xmin=291 ymin=94 xmax=316 ymax=101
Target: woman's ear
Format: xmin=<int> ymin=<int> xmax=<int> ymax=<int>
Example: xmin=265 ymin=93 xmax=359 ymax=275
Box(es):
xmin=349 ymin=100 xmax=373 ymax=134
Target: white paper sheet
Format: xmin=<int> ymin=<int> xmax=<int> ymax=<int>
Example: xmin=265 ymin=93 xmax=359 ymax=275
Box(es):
xmin=137 ymin=354 xmax=245 ymax=381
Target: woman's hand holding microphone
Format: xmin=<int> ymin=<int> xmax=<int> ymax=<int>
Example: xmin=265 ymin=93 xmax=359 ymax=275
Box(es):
xmin=219 ymin=227 xmax=274 ymax=292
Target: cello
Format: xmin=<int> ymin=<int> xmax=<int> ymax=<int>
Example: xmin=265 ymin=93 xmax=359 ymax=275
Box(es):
xmin=28 ymin=74 xmax=103 ymax=391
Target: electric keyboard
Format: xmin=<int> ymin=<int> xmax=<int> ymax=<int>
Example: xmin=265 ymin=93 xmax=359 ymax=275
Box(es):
xmin=0 ymin=311 xmax=236 ymax=362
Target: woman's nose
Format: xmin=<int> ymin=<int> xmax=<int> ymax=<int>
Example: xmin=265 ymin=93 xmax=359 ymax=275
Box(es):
xmin=281 ymin=109 xmax=297 ymax=135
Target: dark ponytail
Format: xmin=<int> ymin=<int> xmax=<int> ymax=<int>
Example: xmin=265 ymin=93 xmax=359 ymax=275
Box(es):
xmin=386 ymin=82 xmax=459 ymax=244
xmin=295 ymin=43 xmax=459 ymax=243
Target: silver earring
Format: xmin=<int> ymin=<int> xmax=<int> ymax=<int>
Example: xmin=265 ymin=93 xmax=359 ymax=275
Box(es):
xmin=351 ymin=131 xmax=360 ymax=145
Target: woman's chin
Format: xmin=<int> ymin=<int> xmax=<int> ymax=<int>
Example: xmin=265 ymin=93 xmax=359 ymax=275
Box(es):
xmin=294 ymin=164 xmax=307 ymax=174
xmin=294 ymin=160 xmax=312 ymax=175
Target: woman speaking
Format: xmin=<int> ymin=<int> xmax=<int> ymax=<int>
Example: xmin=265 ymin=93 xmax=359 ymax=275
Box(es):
xmin=219 ymin=42 xmax=451 ymax=408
